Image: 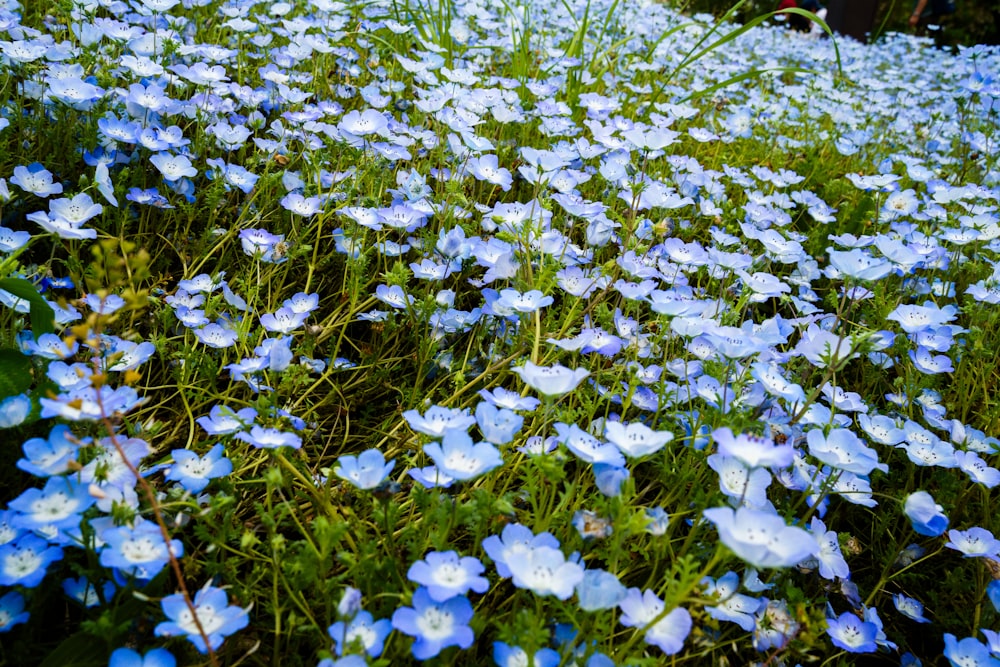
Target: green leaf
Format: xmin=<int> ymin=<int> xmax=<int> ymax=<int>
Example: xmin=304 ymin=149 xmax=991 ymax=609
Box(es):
xmin=0 ymin=277 xmax=55 ymax=339
xmin=38 ymin=633 xmax=109 ymax=667
xmin=0 ymin=348 xmax=32 ymax=399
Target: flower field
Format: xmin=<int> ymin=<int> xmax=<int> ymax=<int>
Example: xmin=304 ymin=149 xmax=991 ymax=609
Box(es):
xmin=0 ymin=0 xmax=999 ymax=665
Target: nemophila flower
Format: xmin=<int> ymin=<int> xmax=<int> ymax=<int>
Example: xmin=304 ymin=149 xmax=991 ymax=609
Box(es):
xmin=192 ymin=323 xmax=239 ymax=349
xmin=19 ymin=332 xmax=78 ymax=360
xmin=806 ymin=428 xmax=887 ymax=475
xmin=751 ymin=598 xmax=799 ymax=651
xmin=712 ymin=427 xmax=794 ymax=469
xmin=477 ymin=386 xmax=540 ymax=412
xmin=0 ymin=534 xmax=63 ymax=587
xmin=592 ymin=463 xmax=630 ymax=497
xmin=493 ymin=643 xmax=560 ymax=667
xmin=893 ymin=594 xmax=931 ymax=623
xmin=575 ymin=568 xmax=627 ymax=612
xmin=943 ymin=634 xmax=1000 ymax=667
xmin=703 ymin=506 xmax=818 ymax=569
xmin=807 ymin=517 xmax=851 ymax=580
xmin=703 ymin=571 xmax=761 ymax=631
xmin=166 ymin=444 xmax=233 ymax=494
xmin=16 ymin=424 xmax=80 ymax=477
xmin=945 ymin=527 xmax=1000 ymax=559
xmin=954 ymin=450 xmax=1000 ymax=488
xmin=826 ymin=611 xmax=878 ymax=653
xmin=40 ymin=385 xmax=145 ymax=421
xmin=105 ymin=339 xmax=156 ymax=372
xmin=984 ymin=629 xmax=1000 ymax=655
xmin=391 ymin=586 xmax=475 ymax=660
xmin=507 ymin=543 xmax=584 ymax=600
xmin=0 ymin=591 xmax=28 ymax=632
xmin=423 ymin=430 xmax=502 ymax=481
xmin=909 ymin=345 xmax=954 ymax=374
xmin=482 ymin=523 xmax=561 ymax=579
xmin=825 ymin=247 xmax=893 ymax=281
xmin=0 ymin=225 xmax=30 ymax=253
xmin=618 ymin=588 xmax=692 ymax=655
xmin=280 ymin=192 xmax=323 ymax=217
xmin=84 ymin=292 xmax=126 ymax=315
xmin=408 ymin=466 xmax=456 ymax=489
xmin=149 ymin=153 xmax=197 ymax=182
xmin=62 ymin=576 xmax=114 ymax=607
xmin=794 ymin=324 xmax=858 ymax=369
xmin=604 ymin=420 xmax=673 ymax=458
xmin=403 ymin=405 xmax=476 ymax=437
xmin=887 ymin=301 xmax=958 ymax=334
xmin=0 ymin=393 xmax=30 ymax=428
xmin=645 ymin=507 xmax=670 ymax=535
xmin=239 ymin=228 xmax=285 ymax=263
xmin=707 ymin=454 xmax=771 ymax=508
xmin=511 ymin=361 xmax=590 ymax=398
xmin=197 ymin=405 xmax=256 ymax=436
xmin=284 ymin=292 xmax=319 ymax=315
xmin=9 ymin=476 xmax=95 ymax=532
xmin=375 ymin=284 xmax=414 ymax=310
xmin=10 ymin=163 xmax=62 ymax=197
xmin=155 ymin=584 xmax=249 ymax=654
xmin=328 ymin=610 xmax=392 ymax=657
xmin=100 ymin=519 xmax=183 ymax=580
xmin=407 ymin=551 xmax=489 ymax=602
xmin=474 ymin=402 xmax=523 ymax=444
xmin=465 ymin=154 xmax=513 ymax=191
xmin=750 ymin=362 xmax=807 ymax=407
xmin=236 ymin=425 xmax=302 ymax=450
xmin=260 ymin=306 xmax=308 ymax=333
xmin=494 ymin=288 xmax=553 ymax=314
xmin=553 ymin=422 xmax=625 ymax=466
xmin=108 ymin=648 xmax=176 ymax=667
xmin=334 ymin=449 xmax=395 ymax=490
xmin=904 ymin=491 xmax=949 ymax=537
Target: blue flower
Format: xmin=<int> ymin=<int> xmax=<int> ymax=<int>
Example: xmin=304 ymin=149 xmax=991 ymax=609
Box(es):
xmin=100 ymin=520 xmax=183 ymax=581
xmin=406 ymin=551 xmax=489 ymax=602
xmin=507 ymin=544 xmax=584 ymax=600
xmin=402 ymin=405 xmax=477 ymax=438
xmin=510 ymin=361 xmax=590 ymax=397
xmin=423 ymin=430 xmax=502 ymax=481
xmin=9 ymin=476 xmax=95 ymax=532
xmin=702 ymin=506 xmax=818 ymax=569
xmin=62 ymin=576 xmax=115 ymax=607
xmin=493 ymin=642 xmax=560 ymax=667
xmin=334 ymin=449 xmax=395 ymax=490
xmin=575 ymin=569 xmax=627 ymax=611
xmin=236 ymin=425 xmax=302 ymax=450
xmin=155 ymin=584 xmax=249 ymax=654
xmin=482 ymin=523 xmax=561 ymax=578
xmin=474 ymin=402 xmax=523 ymax=445
xmin=108 ymin=647 xmax=176 ymax=667
xmin=892 ymin=594 xmax=931 ymax=623
xmin=328 ymin=610 xmax=392 ymax=657
xmin=10 ymin=163 xmax=63 ymax=197
xmin=391 ymin=587 xmax=475 ymax=660
xmin=943 ymin=633 xmax=1000 ymax=667
xmin=826 ymin=611 xmax=878 ymax=653
xmin=703 ymin=571 xmax=761 ymax=631
xmin=16 ymin=424 xmax=79 ymax=477
xmin=903 ymin=491 xmax=949 ymax=536
xmin=0 ymin=534 xmax=63 ymax=588
xmin=618 ymin=588 xmax=692 ymax=655
xmin=165 ymin=444 xmax=233 ymax=494
xmin=0 ymin=591 xmax=29 ymax=632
